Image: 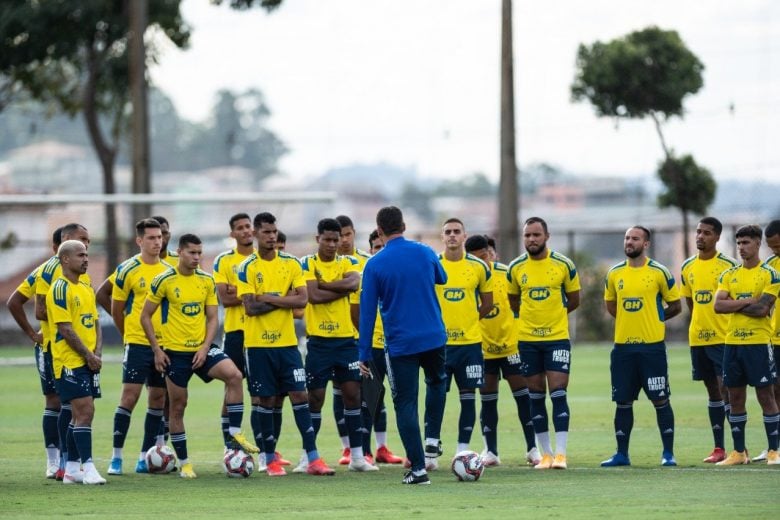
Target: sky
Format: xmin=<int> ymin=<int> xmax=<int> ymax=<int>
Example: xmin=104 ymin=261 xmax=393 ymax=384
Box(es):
xmin=150 ymin=0 xmax=779 ymax=184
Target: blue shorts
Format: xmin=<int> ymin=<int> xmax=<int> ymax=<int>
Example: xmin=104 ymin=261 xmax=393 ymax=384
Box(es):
xmin=35 ymin=344 xmax=57 ymax=395
xmin=484 ymin=352 xmax=524 ymax=378
xmin=55 ymin=365 xmax=101 ymax=404
xmin=610 ymin=342 xmax=671 ymax=402
xmin=690 ymin=345 xmax=724 ymax=381
xmin=222 ymin=330 xmax=246 ymax=376
xmin=723 ymin=344 xmax=777 ymax=388
xmin=122 ymin=344 xmax=166 ymax=387
xmin=305 ymin=337 xmax=361 ymax=389
xmin=164 ymin=346 xmax=229 ymax=388
xmin=445 ymin=343 xmax=484 ymax=391
xmin=246 ymin=346 xmax=307 ymax=397
xmin=518 ymin=339 xmax=571 ymax=376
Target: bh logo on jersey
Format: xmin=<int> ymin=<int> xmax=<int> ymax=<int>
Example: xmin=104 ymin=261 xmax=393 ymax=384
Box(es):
xmin=181 ymin=302 xmax=202 ymax=316
xmin=443 ymin=288 xmax=465 ymax=302
xmin=694 ymin=290 xmax=712 ymax=304
xmin=80 ymin=313 xmax=95 ymax=328
xmin=647 ymin=376 xmax=666 ymax=392
xmin=529 ymin=287 xmax=550 ymax=301
xmin=622 ymin=298 xmax=643 ymax=312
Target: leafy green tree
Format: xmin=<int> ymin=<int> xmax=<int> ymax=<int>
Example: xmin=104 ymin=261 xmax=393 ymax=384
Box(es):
xmin=0 ymin=1 xmax=190 ymax=268
xmin=572 ymin=26 xmax=715 ymax=256
xmin=434 ymin=172 xmax=496 ymax=197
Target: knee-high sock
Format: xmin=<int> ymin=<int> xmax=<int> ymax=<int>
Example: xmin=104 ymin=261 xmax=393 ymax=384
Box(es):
xmin=707 ymin=400 xmax=725 ymax=449
xmin=763 ymin=413 xmax=779 ymax=451
xmin=530 ymin=391 xmax=551 ymax=454
xmin=457 ymin=391 xmax=477 ymax=447
xmin=727 ymin=412 xmax=747 ymax=452
xmin=513 ymin=388 xmax=536 ymax=450
xmin=480 ymin=392 xmax=499 ymax=455
xmin=614 ymin=403 xmax=634 ymax=455
xmin=654 ymin=401 xmax=675 ymax=454
xmin=112 ymin=406 xmax=132 ymax=450
xmin=550 ymin=388 xmax=570 ymax=455
xmin=292 ymin=401 xmax=319 ymax=461
xmin=142 ymin=408 xmax=164 ymax=453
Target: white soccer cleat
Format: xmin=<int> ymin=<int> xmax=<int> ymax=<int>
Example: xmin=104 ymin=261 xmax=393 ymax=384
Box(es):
xmin=256 ymin=452 xmax=267 ymax=472
xmin=62 ymin=471 xmax=85 ymax=485
xmin=348 ymin=456 xmax=379 ymax=472
xmin=424 ymin=456 xmax=439 ymax=471
xmin=751 ymin=449 xmax=768 ymax=462
xmin=480 ymin=450 xmax=501 ymax=467
xmin=82 ymin=468 xmax=107 ymax=485
xmin=291 ymin=452 xmax=309 ymax=474
xmin=46 ymin=463 xmax=59 ymax=479
xmin=526 ymin=447 xmax=541 ymax=466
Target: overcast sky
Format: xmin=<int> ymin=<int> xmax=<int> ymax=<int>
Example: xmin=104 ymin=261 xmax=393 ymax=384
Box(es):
xmin=150 ymin=0 xmax=779 ymax=184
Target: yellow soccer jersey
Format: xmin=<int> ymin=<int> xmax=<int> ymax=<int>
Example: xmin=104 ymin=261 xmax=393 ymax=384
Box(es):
xmin=507 ymin=250 xmax=581 ymax=342
xmin=236 ymin=251 xmax=304 ymax=348
xmin=36 ymin=256 xmax=92 ymax=349
xmin=213 ymin=248 xmax=255 ymax=333
xmin=301 ymin=253 xmax=360 ymax=338
xmin=717 ymin=263 xmax=780 ymax=345
xmin=605 ymin=258 xmax=680 ymax=344
xmin=347 ymin=248 xmax=372 ymax=306
xmin=767 ymin=255 xmax=780 ymax=345
xmin=481 ymin=262 xmax=519 ymax=359
xmin=437 ymin=252 xmax=493 ymax=345
xmin=372 ymin=313 xmax=385 ymax=349
xmin=46 ymin=277 xmax=98 ymax=378
xmin=680 ymin=253 xmax=739 ymax=346
xmin=112 ymin=255 xmax=172 ymax=346
xmin=15 ymin=266 xmax=39 ymax=300
xmin=146 ymin=267 xmax=218 ymax=352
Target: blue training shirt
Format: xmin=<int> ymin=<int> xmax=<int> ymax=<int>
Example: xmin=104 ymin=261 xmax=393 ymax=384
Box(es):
xmin=358 ymin=236 xmax=447 ymax=361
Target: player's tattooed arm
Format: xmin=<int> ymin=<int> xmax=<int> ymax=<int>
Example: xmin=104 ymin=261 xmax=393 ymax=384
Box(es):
xmin=242 ymin=294 xmax=277 ymax=316
xmin=739 ymin=293 xmax=776 ymax=317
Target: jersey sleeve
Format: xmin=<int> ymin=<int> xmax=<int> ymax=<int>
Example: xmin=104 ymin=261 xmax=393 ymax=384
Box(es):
xmin=212 ymin=255 xmax=229 ymax=285
xmin=762 ymin=267 xmax=780 ymax=298
xmin=236 ymin=259 xmax=255 ymax=298
xmin=206 ymin=277 xmax=219 ymax=306
xmin=111 ymin=267 xmax=130 ymax=302
xmin=659 ymin=268 xmax=680 ymax=302
xmin=291 ymin=258 xmax=306 ymax=289
xmin=47 ymin=279 xmax=72 ymax=325
xmin=147 ymin=274 xmax=168 ymax=305
xmin=604 ymin=271 xmax=617 ymax=302
xmin=16 ymin=268 xmax=38 ymax=299
xmin=564 ymin=263 xmax=581 ymax=293
xmin=300 ymin=255 xmax=318 ymax=283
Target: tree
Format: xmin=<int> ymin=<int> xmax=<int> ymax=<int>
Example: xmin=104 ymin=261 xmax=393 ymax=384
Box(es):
xmin=571 ymin=26 xmax=715 ymax=257
xmin=0 ymin=1 xmax=189 ymax=269
xmin=657 ymin=153 xmax=716 ymax=253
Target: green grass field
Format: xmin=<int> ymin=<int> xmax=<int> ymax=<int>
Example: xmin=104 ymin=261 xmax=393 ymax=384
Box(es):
xmin=1 ymin=344 xmax=777 ymax=519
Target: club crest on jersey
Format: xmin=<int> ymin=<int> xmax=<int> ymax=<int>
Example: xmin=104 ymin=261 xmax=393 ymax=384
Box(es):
xmin=694 ymin=290 xmax=712 ymax=304
xmin=174 ymin=287 xmax=181 ymax=298
xmin=622 ymin=298 xmax=642 ymax=311
xmin=80 ymin=313 xmax=95 ymax=328
xmin=139 ymin=278 xmax=146 ymax=289
xmin=443 ymin=288 xmax=465 ymax=301
xmin=181 ymin=302 xmax=202 ymax=316
xmin=529 ymin=287 xmax=550 ymax=301
xmin=618 ymin=279 xmax=624 ymax=290
xmin=255 ymin=272 xmax=264 ymax=285
xmin=521 ymin=274 xmax=528 ymax=285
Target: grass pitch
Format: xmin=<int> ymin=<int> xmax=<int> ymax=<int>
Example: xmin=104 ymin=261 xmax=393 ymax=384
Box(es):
xmin=0 ymin=344 xmax=777 ymax=519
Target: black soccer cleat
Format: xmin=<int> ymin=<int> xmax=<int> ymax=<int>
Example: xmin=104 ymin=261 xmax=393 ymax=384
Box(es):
xmin=402 ymin=470 xmax=431 ymax=485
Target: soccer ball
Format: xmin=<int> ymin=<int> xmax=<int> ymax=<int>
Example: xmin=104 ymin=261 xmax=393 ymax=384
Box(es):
xmin=222 ymin=449 xmax=255 ymax=478
xmin=145 ymin=445 xmax=177 ymax=474
xmin=451 ymin=450 xmax=485 ymax=482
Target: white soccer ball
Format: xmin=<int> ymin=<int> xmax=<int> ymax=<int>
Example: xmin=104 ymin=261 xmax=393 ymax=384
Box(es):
xmin=222 ymin=449 xmax=255 ymax=478
xmin=145 ymin=445 xmax=177 ymax=474
xmin=451 ymin=450 xmax=485 ymax=482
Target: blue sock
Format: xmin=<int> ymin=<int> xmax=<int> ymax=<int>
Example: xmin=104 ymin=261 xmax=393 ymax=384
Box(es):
xmin=311 ymin=411 xmax=322 ymax=439
xmin=251 ymin=405 xmax=263 ymax=450
xmin=708 ymin=400 xmax=725 ymax=449
xmin=654 ymin=401 xmax=675 ymax=454
xmin=73 ymin=426 xmax=93 ymax=463
xmin=513 ymin=388 xmax=536 ymax=450
xmin=458 ymin=392 xmax=476 ymax=444
xmin=257 ymin=405 xmax=275 ymax=461
xmin=58 ymin=405 xmax=72 ymax=465
xmin=728 ymin=413 xmax=747 ymax=452
xmin=345 ymin=407 xmax=364 ymax=451
xmin=529 ymin=391 xmax=549 ymax=438
xmin=66 ymin=423 xmax=79 ymax=463
xmin=763 ymin=413 xmax=779 ymax=451
xmin=292 ymin=401 xmax=317 ymax=456
xmin=112 ymin=406 xmax=132 ymax=449
xmin=375 ymin=401 xmax=388 ymax=432
xmin=333 ymin=388 xmax=347 ymax=438
xmin=43 ymin=408 xmax=59 ymax=449
xmin=480 ymin=391 xmax=499 ymax=455
xmin=226 ymin=402 xmax=244 ymax=432
xmin=551 ymin=388 xmax=570 ymax=433
xmin=273 ymin=406 xmax=283 ymax=449
xmin=614 ymin=403 xmax=633 ymax=456
xmin=142 ymin=408 xmax=164 ymax=452
xmin=170 ymin=431 xmax=188 ymax=461
xmin=361 ymin=402 xmax=373 ymax=455
xmin=221 ymin=414 xmax=231 ymax=447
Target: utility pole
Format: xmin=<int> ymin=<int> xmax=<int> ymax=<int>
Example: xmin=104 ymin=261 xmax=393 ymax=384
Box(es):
xmin=498 ymin=0 xmax=519 ymax=260
xmin=129 ymin=0 xmax=151 ymax=231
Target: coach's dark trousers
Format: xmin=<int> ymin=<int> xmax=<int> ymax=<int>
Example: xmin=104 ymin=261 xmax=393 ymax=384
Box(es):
xmin=385 ymin=346 xmax=446 ymax=472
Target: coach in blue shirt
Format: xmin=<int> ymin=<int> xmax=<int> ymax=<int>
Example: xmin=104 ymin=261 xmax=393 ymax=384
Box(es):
xmin=359 ymin=206 xmax=447 ymax=485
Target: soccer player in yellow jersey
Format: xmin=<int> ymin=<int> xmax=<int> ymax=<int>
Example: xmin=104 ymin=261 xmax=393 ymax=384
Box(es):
xmin=507 ymin=217 xmax=580 ymax=470
xmin=466 ymin=235 xmax=539 ymax=468
xmin=300 ymin=218 xmax=377 ymax=472
xmin=140 ymin=234 xmax=257 ymax=479
xmin=236 ymin=212 xmax=335 ymax=477
xmin=679 ymin=217 xmax=738 ymax=463
xmin=602 ymin=226 xmax=682 ymax=467
xmin=152 ymin=215 xmax=178 ymax=261
xmin=437 ymin=218 xmax=493 ymax=468
xmin=714 ymin=224 xmax=780 ymax=466
xmin=6 ymin=228 xmax=61 ymax=478
xmin=46 ymin=240 xmax=105 ymax=485
xmin=755 ymin=220 xmax=780 ymax=462
xmin=31 ymin=223 xmax=91 ymax=479
xmin=106 ymin=218 xmax=172 ymax=475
